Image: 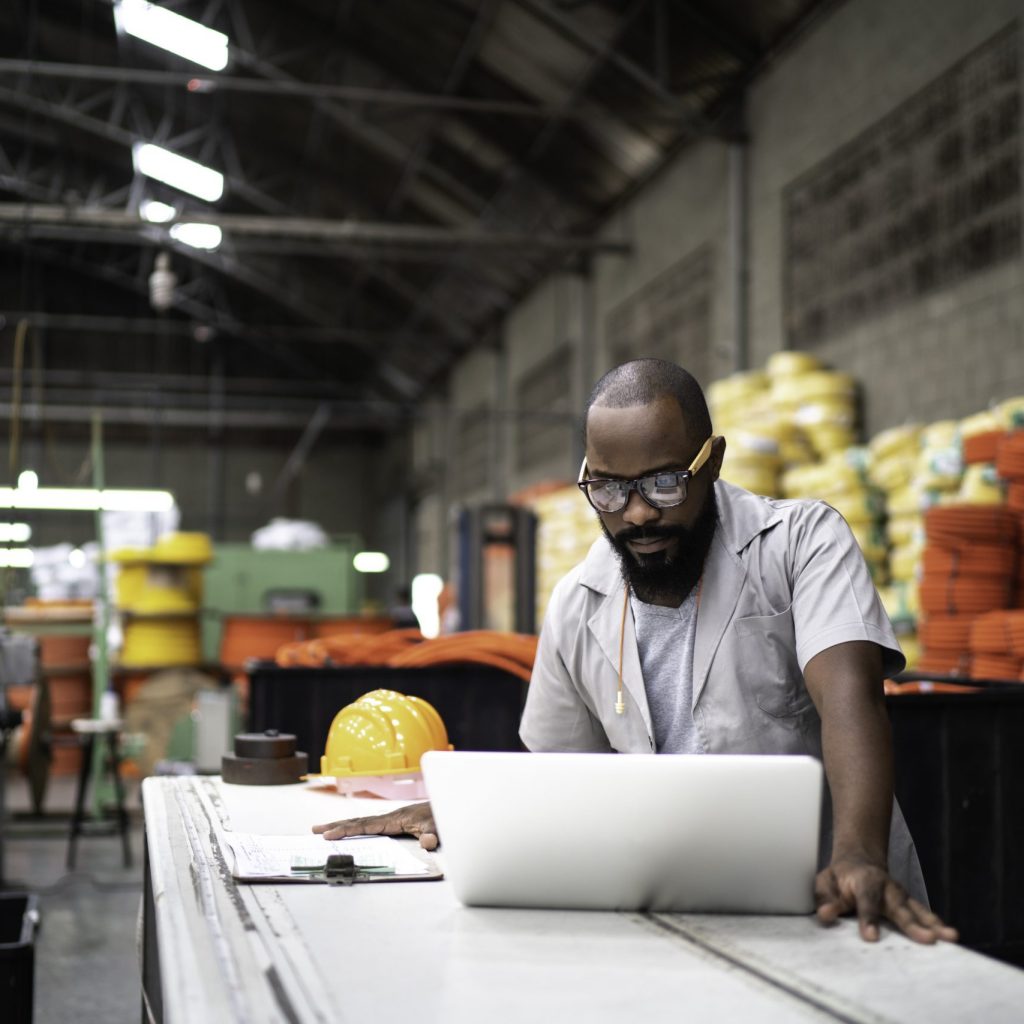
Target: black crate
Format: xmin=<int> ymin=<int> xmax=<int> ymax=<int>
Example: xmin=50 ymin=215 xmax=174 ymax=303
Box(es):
xmin=887 ymin=689 xmax=1024 ymax=966
xmin=247 ymin=663 xmax=529 ymax=771
xmin=0 ymin=892 xmax=39 ymax=1024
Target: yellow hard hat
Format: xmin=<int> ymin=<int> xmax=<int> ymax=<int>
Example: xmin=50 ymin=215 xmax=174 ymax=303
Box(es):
xmin=320 ymin=689 xmax=452 ymax=778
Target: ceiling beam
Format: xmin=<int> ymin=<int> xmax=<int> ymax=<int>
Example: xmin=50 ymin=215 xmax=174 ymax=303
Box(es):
xmin=0 ymin=80 xmax=481 ymax=342
xmin=0 ymin=312 xmax=452 ymax=348
xmin=0 ymin=399 xmax=394 ymax=432
xmin=6 ymin=239 xmax=405 ymax=403
xmin=0 ymin=58 xmax=676 ymax=123
xmin=0 ymin=202 xmax=629 ymax=251
xmin=514 ymin=0 xmax=682 ymax=111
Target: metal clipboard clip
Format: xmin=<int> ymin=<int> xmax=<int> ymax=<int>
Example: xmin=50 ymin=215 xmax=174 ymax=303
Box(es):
xmin=290 ymin=853 xmax=396 ymax=886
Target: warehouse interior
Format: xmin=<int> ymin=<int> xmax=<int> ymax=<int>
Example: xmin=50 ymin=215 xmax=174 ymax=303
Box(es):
xmin=2 ymin=0 xmax=1024 ymax=1021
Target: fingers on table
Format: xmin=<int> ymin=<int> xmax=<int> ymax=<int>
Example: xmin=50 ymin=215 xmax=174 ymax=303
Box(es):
xmin=885 ymin=892 xmax=960 ymax=944
xmin=314 ymin=815 xmax=394 ymax=840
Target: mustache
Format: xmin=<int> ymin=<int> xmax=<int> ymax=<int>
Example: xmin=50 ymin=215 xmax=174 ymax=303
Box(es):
xmin=613 ymin=524 xmax=691 ymax=544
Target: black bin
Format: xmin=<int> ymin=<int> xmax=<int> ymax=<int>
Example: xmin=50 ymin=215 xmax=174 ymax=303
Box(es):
xmin=888 ymin=689 xmax=1024 ymax=966
xmin=247 ymin=663 xmax=529 ymax=770
xmin=0 ymin=892 xmax=39 ymax=1024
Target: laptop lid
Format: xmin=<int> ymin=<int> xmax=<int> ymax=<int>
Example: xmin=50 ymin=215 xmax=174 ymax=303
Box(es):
xmin=421 ymin=750 xmax=823 ymax=913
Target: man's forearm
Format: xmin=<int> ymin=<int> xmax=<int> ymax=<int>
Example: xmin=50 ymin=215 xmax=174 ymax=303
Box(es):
xmin=821 ymin=696 xmax=893 ymax=864
xmin=804 ymin=641 xmax=894 ymax=866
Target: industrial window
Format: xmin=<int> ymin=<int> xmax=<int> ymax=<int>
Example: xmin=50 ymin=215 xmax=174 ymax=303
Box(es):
xmin=784 ymin=25 xmax=1021 ymax=347
xmin=606 ymin=246 xmax=712 ymax=385
xmin=516 ymin=348 xmax=573 ymax=472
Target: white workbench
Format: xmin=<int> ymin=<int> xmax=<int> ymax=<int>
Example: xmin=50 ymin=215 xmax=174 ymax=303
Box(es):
xmin=141 ymin=776 xmax=1024 ymax=1024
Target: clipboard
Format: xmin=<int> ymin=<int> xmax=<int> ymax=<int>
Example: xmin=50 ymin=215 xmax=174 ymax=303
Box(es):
xmin=221 ymin=832 xmax=443 ymax=884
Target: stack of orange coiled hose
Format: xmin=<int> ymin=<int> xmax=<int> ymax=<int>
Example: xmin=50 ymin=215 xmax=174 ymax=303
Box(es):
xmin=275 ymin=628 xmax=425 ymax=668
xmin=916 ymin=505 xmax=1020 ymax=677
xmin=968 ymin=609 xmax=1024 ymax=681
xmin=962 ymin=430 xmax=1007 ymax=465
xmin=274 ymin=628 xmax=539 ymax=682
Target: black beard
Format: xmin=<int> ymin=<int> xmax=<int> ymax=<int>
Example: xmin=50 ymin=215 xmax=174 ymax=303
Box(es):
xmin=600 ymin=487 xmax=719 ymax=606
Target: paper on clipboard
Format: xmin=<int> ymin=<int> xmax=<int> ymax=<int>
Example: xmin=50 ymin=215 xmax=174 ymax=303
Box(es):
xmin=222 ymin=833 xmax=442 ymax=883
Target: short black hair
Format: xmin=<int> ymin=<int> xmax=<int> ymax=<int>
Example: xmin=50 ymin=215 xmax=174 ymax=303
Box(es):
xmin=584 ymin=358 xmax=712 ymax=444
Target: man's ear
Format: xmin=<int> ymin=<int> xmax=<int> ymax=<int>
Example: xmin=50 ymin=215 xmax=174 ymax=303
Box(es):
xmin=709 ymin=435 xmax=727 ymax=481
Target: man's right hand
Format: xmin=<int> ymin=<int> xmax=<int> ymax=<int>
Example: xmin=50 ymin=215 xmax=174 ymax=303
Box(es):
xmin=311 ymin=801 xmax=439 ymax=850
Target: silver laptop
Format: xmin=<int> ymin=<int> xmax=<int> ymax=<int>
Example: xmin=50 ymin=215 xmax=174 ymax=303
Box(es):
xmin=420 ymin=750 xmax=823 ymax=913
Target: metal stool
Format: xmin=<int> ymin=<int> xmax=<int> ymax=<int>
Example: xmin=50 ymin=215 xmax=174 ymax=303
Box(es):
xmin=67 ymin=718 xmax=132 ymax=869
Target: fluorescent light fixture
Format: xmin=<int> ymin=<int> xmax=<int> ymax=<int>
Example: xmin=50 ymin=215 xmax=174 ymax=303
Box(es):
xmin=68 ymin=548 xmax=88 ymax=569
xmin=0 ymin=523 xmax=31 ymax=543
xmin=0 ymin=487 xmax=175 ymax=512
xmin=133 ymin=143 xmax=224 ymax=202
xmin=0 ymin=549 xmax=34 ymax=569
xmin=114 ymin=0 xmax=229 ymax=72
xmin=170 ymin=222 xmax=222 ymax=250
xmin=353 ymin=551 xmax=390 ymax=574
xmin=140 ymin=198 xmax=176 ymax=223
xmin=17 ymin=469 xmax=38 ymax=491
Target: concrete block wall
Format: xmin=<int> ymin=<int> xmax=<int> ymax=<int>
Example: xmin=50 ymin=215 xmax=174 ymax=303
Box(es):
xmin=596 ymin=137 xmax=732 ymax=385
xmin=747 ymin=0 xmax=1024 ymax=431
xmin=409 ymin=0 xmax=1024 ymax=576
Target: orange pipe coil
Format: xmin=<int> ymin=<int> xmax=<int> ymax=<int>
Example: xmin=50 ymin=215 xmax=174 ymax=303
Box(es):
xmin=274 ymin=629 xmax=539 ymax=683
xmin=918 ymin=614 xmax=974 ymax=652
xmin=969 ymin=609 xmax=1024 ymax=657
xmin=962 ymin=430 xmax=1007 ymax=466
xmin=995 ymin=431 xmax=1024 ymax=479
xmin=918 ymin=574 xmax=1015 ymax=616
xmin=969 ymin=654 xmax=1023 ymax=682
xmin=923 ymin=505 xmax=1020 ymax=547
xmin=920 ymin=544 xmax=1013 ymax=579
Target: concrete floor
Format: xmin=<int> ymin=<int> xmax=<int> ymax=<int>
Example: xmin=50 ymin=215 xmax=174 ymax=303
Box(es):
xmin=2 ymin=772 xmax=144 ymax=1024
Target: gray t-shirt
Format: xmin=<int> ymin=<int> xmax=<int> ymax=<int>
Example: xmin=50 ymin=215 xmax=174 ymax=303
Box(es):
xmin=631 ymin=589 xmax=705 ymax=755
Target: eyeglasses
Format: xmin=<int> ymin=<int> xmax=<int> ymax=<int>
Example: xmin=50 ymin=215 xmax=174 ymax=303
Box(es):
xmin=577 ymin=435 xmax=717 ymax=514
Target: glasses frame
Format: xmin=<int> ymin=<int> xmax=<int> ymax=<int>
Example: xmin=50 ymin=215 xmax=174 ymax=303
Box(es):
xmin=577 ymin=435 xmax=717 ymax=514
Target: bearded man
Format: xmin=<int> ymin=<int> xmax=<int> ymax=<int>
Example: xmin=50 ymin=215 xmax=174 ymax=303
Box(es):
xmin=316 ymin=358 xmax=956 ymax=946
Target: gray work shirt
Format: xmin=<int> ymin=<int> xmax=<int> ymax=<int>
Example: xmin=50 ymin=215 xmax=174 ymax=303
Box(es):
xmin=519 ymin=479 xmax=926 ymax=903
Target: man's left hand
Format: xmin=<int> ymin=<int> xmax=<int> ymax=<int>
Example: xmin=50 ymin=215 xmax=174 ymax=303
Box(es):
xmin=815 ymin=856 xmax=959 ymax=944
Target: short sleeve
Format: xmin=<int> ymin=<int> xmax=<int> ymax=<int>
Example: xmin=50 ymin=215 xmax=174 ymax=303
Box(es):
xmin=789 ymin=502 xmax=906 ymax=677
xmin=519 ymin=576 xmax=613 ymax=753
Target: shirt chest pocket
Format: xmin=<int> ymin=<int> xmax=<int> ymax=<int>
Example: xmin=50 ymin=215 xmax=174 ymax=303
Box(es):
xmin=732 ymin=606 xmax=812 ymax=718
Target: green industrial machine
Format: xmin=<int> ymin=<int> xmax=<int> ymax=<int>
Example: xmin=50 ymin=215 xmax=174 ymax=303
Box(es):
xmin=200 ymin=539 xmax=365 ymax=661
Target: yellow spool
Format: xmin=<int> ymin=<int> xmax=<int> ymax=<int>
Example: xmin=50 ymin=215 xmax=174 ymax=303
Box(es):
xmin=869 ymin=452 xmax=916 ymax=493
xmin=121 ymin=617 xmax=201 ymax=667
xmin=869 ymin=424 xmax=921 ymax=463
xmin=919 ymin=420 xmax=959 ymax=451
xmin=957 ymin=464 xmax=1005 ymax=505
xmin=114 ymin=564 xmax=147 ymax=609
xmin=770 ymin=371 xmax=856 ymax=408
xmin=765 ymin=351 xmax=823 ymax=377
xmin=707 ymin=371 xmax=769 ymax=408
xmin=886 ymin=513 xmax=923 ymax=548
xmin=958 ymin=410 xmax=1000 ymax=439
xmin=877 ymin=581 xmax=920 ymax=625
xmin=802 ymin=423 xmax=857 ymax=457
xmin=994 ymin=395 xmax=1024 ymax=430
xmin=889 ymin=542 xmax=923 ymax=582
xmin=150 ymin=531 xmax=214 ymax=565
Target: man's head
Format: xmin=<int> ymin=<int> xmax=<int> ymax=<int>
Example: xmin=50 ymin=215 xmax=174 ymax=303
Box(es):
xmin=581 ymin=359 xmax=726 ymax=604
